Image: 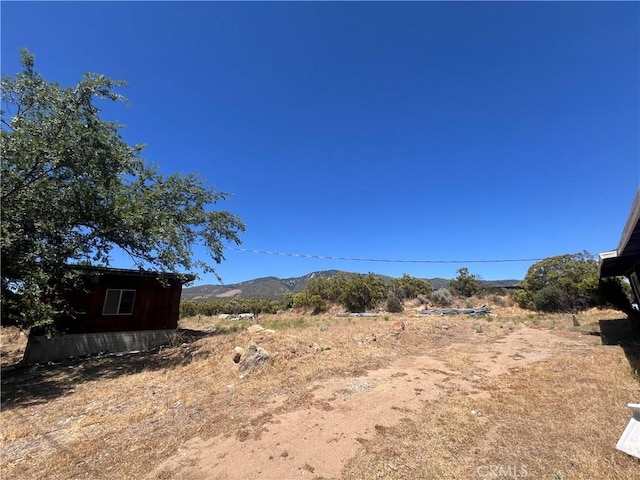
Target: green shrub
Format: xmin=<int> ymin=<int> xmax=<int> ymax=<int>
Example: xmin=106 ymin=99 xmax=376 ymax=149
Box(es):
xmin=448 ymin=267 xmax=480 ymax=297
xmin=432 ymin=288 xmax=453 ymax=307
xmin=179 ymin=296 xmax=288 ymax=318
xmin=390 ymin=274 xmax=433 ymax=300
xmin=416 ymin=294 xmax=429 ymax=305
xmin=386 ymin=296 xmax=404 ymax=313
xmin=293 ymin=291 xmax=328 ymax=314
xmin=531 ymin=285 xmax=565 ymax=312
xmin=179 ymin=300 xmax=199 ymax=318
xmin=338 ymin=273 xmax=388 ymax=312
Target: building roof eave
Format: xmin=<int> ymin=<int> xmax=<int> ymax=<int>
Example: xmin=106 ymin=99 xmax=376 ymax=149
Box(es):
xmin=599 ymin=188 xmax=640 ymax=278
xmin=64 ymin=264 xmax=197 ymax=285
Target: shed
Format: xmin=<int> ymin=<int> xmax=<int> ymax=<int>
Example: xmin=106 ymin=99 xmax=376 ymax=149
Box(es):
xmin=22 ymin=266 xmax=194 ymax=364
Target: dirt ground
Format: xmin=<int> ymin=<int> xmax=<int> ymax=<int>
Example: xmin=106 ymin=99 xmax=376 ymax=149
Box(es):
xmin=2 ymin=308 xmax=639 ymax=479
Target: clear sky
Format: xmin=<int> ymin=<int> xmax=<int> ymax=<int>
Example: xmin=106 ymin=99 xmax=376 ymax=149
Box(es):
xmin=2 ymin=1 xmax=639 ymax=286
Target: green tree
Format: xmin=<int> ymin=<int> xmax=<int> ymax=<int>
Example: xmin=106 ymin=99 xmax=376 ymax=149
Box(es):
xmin=390 ymin=274 xmax=433 ymax=299
xmin=179 ymin=300 xmax=199 ymax=319
xmin=1 ymin=50 xmax=245 ymax=330
xmin=448 ymin=267 xmax=480 ymax=297
xmin=338 ymin=273 xmax=388 ymax=312
xmin=514 ymin=252 xmax=600 ymax=313
xmin=292 ymin=291 xmax=328 ymax=314
xmin=305 ymin=276 xmax=341 ymax=303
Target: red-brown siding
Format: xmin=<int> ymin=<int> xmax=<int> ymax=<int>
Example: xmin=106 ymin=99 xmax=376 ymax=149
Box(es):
xmin=58 ymin=268 xmax=186 ymax=334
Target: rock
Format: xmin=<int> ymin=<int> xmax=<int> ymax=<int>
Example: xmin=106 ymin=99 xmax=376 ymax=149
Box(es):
xmin=312 ymin=343 xmax=324 ymax=354
xmin=232 ymin=346 xmax=244 ymax=363
xmin=247 ymin=324 xmax=275 ymax=334
xmin=239 ymin=340 xmax=269 ymax=371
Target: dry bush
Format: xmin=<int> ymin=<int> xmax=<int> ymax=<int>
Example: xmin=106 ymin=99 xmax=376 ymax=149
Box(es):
xmin=0 ymin=326 xmax=28 ymax=367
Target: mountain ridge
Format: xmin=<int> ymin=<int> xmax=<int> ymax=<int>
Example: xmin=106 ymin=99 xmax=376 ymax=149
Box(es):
xmin=181 ymin=271 xmax=521 ymax=301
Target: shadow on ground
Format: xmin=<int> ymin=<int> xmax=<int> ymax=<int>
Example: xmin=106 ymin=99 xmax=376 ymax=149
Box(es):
xmin=0 ymin=328 xmax=224 ymax=410
xmin=598 ymin=318 xmax=640 ymax=374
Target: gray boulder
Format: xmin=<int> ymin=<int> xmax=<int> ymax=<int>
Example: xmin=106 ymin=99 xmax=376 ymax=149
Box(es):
xmin=239 ymin=340 xmax=269 ymax=371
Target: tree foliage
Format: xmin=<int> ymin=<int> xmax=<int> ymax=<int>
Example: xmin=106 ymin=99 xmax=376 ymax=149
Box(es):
xmin=179 ymin=297 xmax=287 ymax=319
xmin=513 ymin=251 xmax=621 ymax=313
xmin=431 ymin=288 xmax=453 ymax=307
xmin=1 ymin=50 xmax=245 ymax=330
xmin=448 ymin=267 xmax=480 ymax=297
xmin=385 ymin=296 xmax=404 ymax=313
xmin=292 ymin=292 xmax=329 ymax=315
xmin=389 ymin=274 xmax=433 ymax=300
xmin=292 ymin=272 xmax=388 ymax=313
xmin=338 ymin=273 xmax=388 ymax=312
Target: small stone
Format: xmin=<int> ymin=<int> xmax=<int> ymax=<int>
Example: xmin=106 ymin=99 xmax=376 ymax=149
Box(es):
xmin=232 ymin=346 xmax=244 ymax=363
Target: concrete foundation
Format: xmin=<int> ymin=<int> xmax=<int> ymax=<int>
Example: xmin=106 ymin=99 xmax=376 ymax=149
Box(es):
xmin=22 ymin=329 xmax=176 ymax=364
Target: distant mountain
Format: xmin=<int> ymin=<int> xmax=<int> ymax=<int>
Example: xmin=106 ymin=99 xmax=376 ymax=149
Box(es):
xmin=181 ymin=270 xmax=342 ymax=301
xmin=181 ymin=271 xmax=521 ymax=302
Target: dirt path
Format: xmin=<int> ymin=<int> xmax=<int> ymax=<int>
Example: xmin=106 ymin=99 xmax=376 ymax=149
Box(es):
xmin=148 ymin=327 xmax=588 ymax=480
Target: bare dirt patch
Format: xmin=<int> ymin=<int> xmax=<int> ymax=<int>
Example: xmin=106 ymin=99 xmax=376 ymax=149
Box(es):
xmin=2 ymin=310 xmax=639 ymax=480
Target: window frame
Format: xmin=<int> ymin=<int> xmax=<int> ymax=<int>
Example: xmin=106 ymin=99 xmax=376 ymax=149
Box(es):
xmin=102 ymin=289 xmax=136 ymax=316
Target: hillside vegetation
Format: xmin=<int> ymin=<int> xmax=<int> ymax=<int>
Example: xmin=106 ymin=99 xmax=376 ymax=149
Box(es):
xmin=180 ymin=256 xmax=632 ymax=322
xmin=181 ymin=270 xmax=520 ymax=301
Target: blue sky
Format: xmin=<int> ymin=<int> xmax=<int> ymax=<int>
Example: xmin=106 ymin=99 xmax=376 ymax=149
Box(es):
xmin=2 ymin=2 xmax=639 ymax=285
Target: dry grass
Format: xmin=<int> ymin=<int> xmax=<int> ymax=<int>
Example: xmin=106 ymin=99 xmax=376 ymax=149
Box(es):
xmin=1 ymin=308 xmax=639 ymax=479
xmin=342 ymin=339 xmax=639 ymax=479
xmin=0 ymin=326 xmax=28 ymax=367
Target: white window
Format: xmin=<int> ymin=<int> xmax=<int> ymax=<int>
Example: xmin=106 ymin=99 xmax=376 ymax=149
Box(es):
xmin=102 ymin=289 xmax=136 ymax=315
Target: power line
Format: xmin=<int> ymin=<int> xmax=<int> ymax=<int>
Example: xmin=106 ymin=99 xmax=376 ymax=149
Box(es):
xmin=229 ymin=247 xmax=544 ymax=264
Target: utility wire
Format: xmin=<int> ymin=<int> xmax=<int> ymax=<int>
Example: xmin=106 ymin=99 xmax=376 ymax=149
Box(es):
xmin=229 ymin=247 xmax=544 ymax=264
